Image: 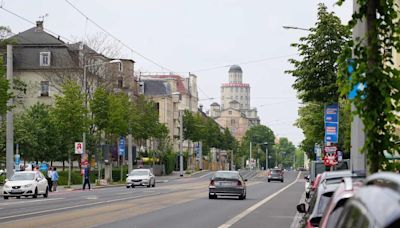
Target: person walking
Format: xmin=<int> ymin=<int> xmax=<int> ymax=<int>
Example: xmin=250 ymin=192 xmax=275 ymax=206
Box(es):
xmin=51 ymin=167 xmax=59 ymax=192
xmin=47 ymin=167 xmax=53 ymax=192
xmin=82 ymin=167 xmax=91 ymax=190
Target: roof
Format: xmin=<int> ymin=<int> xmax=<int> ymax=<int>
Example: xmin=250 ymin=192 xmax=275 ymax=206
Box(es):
xmin=143 ymin=80 xmax=171 ymax=96
xmin=229 ymin=65 xmax=242 ymax=73
xmin=146 ymin=75 xmax=186 ymax=94
xmin=11 ymin=27 xmax=65 ymax=45
xmin=210 ymin=102 xmax=220 ymax=106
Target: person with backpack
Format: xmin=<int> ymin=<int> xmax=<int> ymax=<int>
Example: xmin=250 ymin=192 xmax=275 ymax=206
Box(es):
xmin=51 ymin=167 xmax=59 ymax=192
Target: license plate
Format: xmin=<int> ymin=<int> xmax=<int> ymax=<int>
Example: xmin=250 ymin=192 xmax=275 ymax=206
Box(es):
xmin=220 ymin=182 xmax=232 ymax=187
xmin=11 ymin=189 xmax=23 ymax=193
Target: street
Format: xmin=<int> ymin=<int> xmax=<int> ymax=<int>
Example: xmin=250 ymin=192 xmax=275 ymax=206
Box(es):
xmin=0 ymin=171 xmax=303 ymax=228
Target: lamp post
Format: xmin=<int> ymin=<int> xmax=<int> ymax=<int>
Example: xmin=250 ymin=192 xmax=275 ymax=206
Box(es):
xmin=80 ymin=59 xmax=121 ymax=185
xmin=263 ymin=142 xmax=268 ymax=170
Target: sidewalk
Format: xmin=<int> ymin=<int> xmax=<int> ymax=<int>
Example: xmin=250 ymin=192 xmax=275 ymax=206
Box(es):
xmin=59 ymin=170 xmax=209 ymax=191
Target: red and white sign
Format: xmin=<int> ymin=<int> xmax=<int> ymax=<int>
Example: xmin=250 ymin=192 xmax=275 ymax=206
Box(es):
xmin=75 ymin=142 xmax=83 ymax=154
xmin=324 ymin=146 xmax=338 ymax=153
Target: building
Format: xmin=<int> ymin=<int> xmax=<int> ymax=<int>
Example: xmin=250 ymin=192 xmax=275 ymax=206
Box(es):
xmin=8 ymin=21 xmax=139 ymax=112
xmin=209 ymin=65 xmax=260 ymax=140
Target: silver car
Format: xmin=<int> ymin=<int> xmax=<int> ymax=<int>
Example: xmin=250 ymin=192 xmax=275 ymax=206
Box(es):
xmin=126 ymin=169 xmax=156 ymax=188
xmin=209 ymin=171 xmax=247 ymax=200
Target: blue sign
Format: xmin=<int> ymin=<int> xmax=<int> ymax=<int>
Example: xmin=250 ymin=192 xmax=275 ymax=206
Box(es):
xmin=325 ymin=104 xmax=339 ymax=123
xmin=39 ymin=163 xmax=48 ymax=172
xmin=119 ymin=137 xmax=126 ymax=156
xmin=324 ymin=122 xmax=339 ymax=143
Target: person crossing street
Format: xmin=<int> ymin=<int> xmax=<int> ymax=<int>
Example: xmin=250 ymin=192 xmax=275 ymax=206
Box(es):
xmin=82 ymin=166 xmax=91 ymax=191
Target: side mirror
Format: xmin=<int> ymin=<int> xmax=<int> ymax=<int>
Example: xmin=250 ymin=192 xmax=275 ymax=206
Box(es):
xmin=126 ymin=174 xmax=129 ymax=177
xmin=296 ymin=203 xmax=306 ymax=213
xmin=244 ymin=179 xmax=248 ymax=182
xmin=305 ymin=176 xmax=309 ymax=181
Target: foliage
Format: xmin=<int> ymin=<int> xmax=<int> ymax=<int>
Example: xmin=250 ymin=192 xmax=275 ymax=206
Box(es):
xmin=161 ymin=150 xmax=177 ymax=175
xmin=337 ymin=0 xmax=400 ymax=172
xmin=274 ymin=137 xmax=296 ymax=168
xmin=106 ymin=93 xmax=130 ymax=138
xmin=52 ymin=81 xmax=88 ymax=161
xmin=286 ymin=3 xmax=351 ymax=104
xmin=14 ymin=103 xmax=61 ymax=162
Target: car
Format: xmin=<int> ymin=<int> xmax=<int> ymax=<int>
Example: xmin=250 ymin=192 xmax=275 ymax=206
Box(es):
xmin=267 ymin=168 xmax=284 ymax=182
xmin=319 ymin=177 xmax=364 ymax=228
xmin=208 ymin=171 xmax=247 ymax=200
xmin=334 ymin=172 xmax=400 ymax=228
xmin=305 ymin=174 xmax=311 ymax=198
xmin=2 ymin=171 xmax=49 ymax=199
xmin=297 ymin=170 xmax=354 ymax=227
xmin=126 ymin=169 xmax=156 ymax=188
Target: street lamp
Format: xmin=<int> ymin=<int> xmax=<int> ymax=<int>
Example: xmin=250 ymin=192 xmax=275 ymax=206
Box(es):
xmin=282 ymin=25 xmax=311 ymax=31
xmin=263 ymin=142 xmax=268 ymax=170
xmin=81 ymin=59 xmax=121 ymax=182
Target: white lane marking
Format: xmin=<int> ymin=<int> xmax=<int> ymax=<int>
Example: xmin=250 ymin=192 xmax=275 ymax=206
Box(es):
xmin=198 ymin=172 xmax=214 ymax=179
xmin=290 ymin=179 xmax=306 ymax=228
xmin=0 ymin=198 xmax=64 ymax=206
xmin=218 ymin=172 xmax=301 ymax=228
xmin=0 ymin=192 xmax=165 ymax=222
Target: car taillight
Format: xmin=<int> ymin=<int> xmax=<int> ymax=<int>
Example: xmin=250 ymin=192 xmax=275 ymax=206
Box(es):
xmin=210 ymin=180 xmax=215 ymax=186
xmin=307 ymin=220 xmax=314 ymax=228
xmin=237 ymin=180 xmax=242 ymax=186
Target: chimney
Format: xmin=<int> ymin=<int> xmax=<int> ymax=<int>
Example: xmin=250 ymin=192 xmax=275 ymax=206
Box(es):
xmin=35 ymin=21 xmax=43 ymax=32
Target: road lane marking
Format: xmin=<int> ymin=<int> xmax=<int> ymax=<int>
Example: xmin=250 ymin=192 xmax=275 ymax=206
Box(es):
xmin=198 ymin=172 xmax=214 ymax=179
xmin=0 ymin=192 xmax=166 ymax=222
xmin=218 ymin=172 xmax=301 ymax=228
xmin=0 ymin=198 xmax=64 ymax=206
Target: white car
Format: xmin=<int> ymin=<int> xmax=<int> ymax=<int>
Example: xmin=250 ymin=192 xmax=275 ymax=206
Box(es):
xmin=2 ymin=171 xmax=49 ymax=199
xmin=126 ymin=169 xmax=156 ymax=188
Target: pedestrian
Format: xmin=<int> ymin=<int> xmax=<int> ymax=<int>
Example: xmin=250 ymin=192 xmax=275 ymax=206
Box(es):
xmin=47 ymin=167 xmax=53 ymax=192
xmin=82 ymin=167 xmax=91 ymax=190
xmin=51 ymin=167 xmax=59 ymax=192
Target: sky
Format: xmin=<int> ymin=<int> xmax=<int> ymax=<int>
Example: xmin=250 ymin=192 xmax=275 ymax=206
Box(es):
xmin=1 ymin=0 xmax=353 ymax=146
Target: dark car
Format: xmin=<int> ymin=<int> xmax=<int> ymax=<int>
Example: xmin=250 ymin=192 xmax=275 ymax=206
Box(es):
xmin=267 ymin=168 xmax=284 ymax=182
xmin=208 ymin=171 xmax=247 ymax=200
xmin=334 ymin=172 xmax=400 ymax=228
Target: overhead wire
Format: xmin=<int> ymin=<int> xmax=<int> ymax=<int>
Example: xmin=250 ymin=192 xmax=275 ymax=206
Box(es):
xmin=63 ymin=0 xmax=174 ymax=72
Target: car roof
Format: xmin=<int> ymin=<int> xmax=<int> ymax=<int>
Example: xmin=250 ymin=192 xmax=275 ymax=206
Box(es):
xmin=14 ymin=171 xmax=38 ymax=174
xmin=131 ymin=169 xmax=150 ymax=172
xmin=215 ymin=171 xmax=239 ymax=174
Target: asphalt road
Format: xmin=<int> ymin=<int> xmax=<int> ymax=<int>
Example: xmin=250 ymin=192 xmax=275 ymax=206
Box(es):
xmin=0 ymin=170 xmax=304 ymax=228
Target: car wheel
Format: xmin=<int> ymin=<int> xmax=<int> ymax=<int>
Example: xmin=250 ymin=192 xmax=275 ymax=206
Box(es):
xmin=239 ymin=194 xmax=244 ymax=200
xmin=126 ymin=186 xmax=130 ymax=188
xmin=152 ymin=180 xmax=156 ymax=188
xmin=209 ymin=194 xmax=213 ymax=199
xmin=268 ymin=179 xmax=270 ymax=182
xmin=306 ymin=192 xmax=310 ymax=199
xmin=147 ymin=183 xmax=151 ymax=188
xmin=33 ymin=188 xmax=38 ymax=198
xmin=3 ymin=196 xmax=8 ymax=200
xmin=281 ymin=179 xmax=284 ymax=183
xmin=16 ymin=196 xmax=20 ymax=199
xmin=43 ymin=187 xmax=48 ymax=198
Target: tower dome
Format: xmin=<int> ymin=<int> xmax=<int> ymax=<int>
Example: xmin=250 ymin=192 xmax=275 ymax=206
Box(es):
xmin=228 ymin=65 xmax=242 ymax=73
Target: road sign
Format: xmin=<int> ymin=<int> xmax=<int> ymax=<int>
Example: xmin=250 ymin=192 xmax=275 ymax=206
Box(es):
xmin=324 ymin=146 xmax=338 ymax=153
xmin=325 ymin=104 xmax=339 ymax=123
xmin=75 ymin=142 xmax=83 ymax=154
xmin=119 ymin=136 xmax=126 ymax=156
xmin=325 ymin=122 xmax=339 ymax=144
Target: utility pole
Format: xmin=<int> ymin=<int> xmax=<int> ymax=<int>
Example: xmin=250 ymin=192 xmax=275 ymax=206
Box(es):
xmin=179 ymin=110 xmax=184 ymax=177
xmin=249 ymin=142 xmax=252 ymax=170
xmin=6 ymin=45 xmax=14 ymax=179
xmin=128 ymin=134 xmax=133 ymax=173
xmin=350 ymin=0 xmax=367 ymax=172
xmin=199 ymin=141 xmax=203 ymax=170
xmin=265 ymin=146 xmax=268 ymax=170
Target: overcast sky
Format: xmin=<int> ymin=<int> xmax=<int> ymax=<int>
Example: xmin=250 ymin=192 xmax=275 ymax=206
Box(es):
xmin=1 ymin=0 xmax=353 ymax=146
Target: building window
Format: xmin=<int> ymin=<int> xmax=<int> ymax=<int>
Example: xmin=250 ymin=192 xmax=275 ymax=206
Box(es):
xmin=40 ymin=52 xmax=51 ymax=66
xmin=117 ymin=77 xmax=123 ymax=88
xmin=240 ymin=96 xmax=243 ymax=100
xmin=40 ymin=81 xmax=49 ymax=97
xmin=229 ymin=111 xmax=232 ymax=115
xmin=231 ymin=119 xmax=235 ymax=125
xmin=235 ymin=87 xmax=238 ymax=92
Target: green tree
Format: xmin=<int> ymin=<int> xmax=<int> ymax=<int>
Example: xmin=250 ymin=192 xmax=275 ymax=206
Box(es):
xmin=274 ymin=137 xmax=296 ymax=169
xmin=52 ymin=81 xmax=88 ymax=163
xmin=286 ymin=3 xmax=351 ymax=103
xmin=337 ymin=0 xmax=400 ymax=172
xmin=0 ymin=26 xmax=13 ymax=116
xmin=14 ymin=103 xmax=61 ymax=163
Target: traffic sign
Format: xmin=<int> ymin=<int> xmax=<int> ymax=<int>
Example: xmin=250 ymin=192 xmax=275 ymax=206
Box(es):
xmin=75 ymin=142 xmax=83 ymax=154
xmin=324 ymin=122 xmax=339 ymax=143
xmin=119 ymin=136 xmax=125 ymax=156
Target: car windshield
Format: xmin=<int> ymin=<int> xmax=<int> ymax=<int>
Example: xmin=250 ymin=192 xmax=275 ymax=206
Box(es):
xmin=271 ymin=169 xmax=281 ymax=174
xmin=10 ymin=173 xmax=35 ymax=181
xmin=130 ymin=170 xmax=149 ymax=176
xmin=214 ymin=172 xmax=238 ymax=180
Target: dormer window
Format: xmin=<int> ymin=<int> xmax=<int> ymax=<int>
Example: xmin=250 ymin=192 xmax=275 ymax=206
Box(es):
xmin=40 ymin=52 xmax=51 ymax=66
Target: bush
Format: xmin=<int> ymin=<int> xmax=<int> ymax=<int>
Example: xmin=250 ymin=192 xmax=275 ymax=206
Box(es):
xmin=111 ymin=166 xmax=128 ymax=182
xmin=163 ymin=151 xmax=176 ymax=175
xmin=57 ymin=170 xmax=99 ymax=186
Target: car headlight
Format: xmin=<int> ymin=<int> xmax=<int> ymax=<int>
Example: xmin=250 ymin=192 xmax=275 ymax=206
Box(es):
xmin=4 ymin=183 xmax=11 ymax=188
xmin=23 ymin=184 xmax=33 ymax=188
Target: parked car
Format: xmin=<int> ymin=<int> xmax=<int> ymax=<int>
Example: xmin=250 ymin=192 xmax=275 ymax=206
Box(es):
xmin=305 ymin=174 xmax=311 ymax=198
xmin=297 ymin=170 xmax=355 ymax=227
xmin=2 ymin=171 xmax=49 ymax=199
xmin=267 ymin=168 xmax=284 ymax=182
xmin=209 ymin=171 xmax=247 ymax=200
xmin=319 ymin=177 xmax=364 ymax=228
xmin=126 ymin=169 xmax=156 ymax=188
xmin=334 ymin=172 xmax=400 ymax=228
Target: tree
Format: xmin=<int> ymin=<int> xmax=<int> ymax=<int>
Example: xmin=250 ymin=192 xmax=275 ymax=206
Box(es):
xmin=274 ymin=137 xmax=296 ymax=168
xmin=286 ymin=3 xmax=351 ymax=104
xmin=0 ymin=26 xmax=13 ymax=116
xmin=52 ymin=81 xmax=88 ymax=163
xmin=337 ymin=0 xmax=400 ymax=172
xmin=287 ymin=4 xmax=352 ymax=160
